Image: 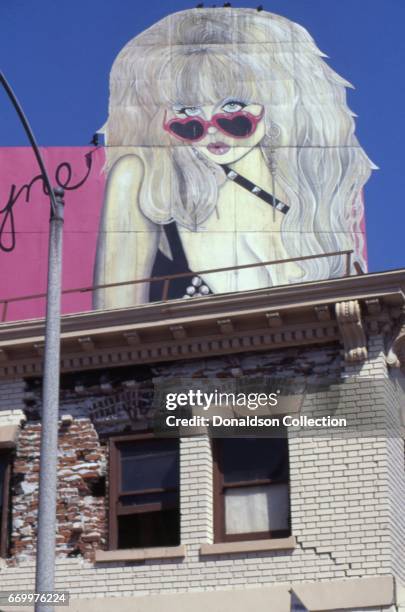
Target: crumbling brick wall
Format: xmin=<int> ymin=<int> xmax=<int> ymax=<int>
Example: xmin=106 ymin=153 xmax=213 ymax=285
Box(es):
xmin=10 ymin=418 xmax=107 ymax=561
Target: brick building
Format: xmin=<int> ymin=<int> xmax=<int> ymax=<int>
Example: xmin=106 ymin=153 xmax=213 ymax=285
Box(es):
xmin=0 ymin=271 xmax=404 ymax=611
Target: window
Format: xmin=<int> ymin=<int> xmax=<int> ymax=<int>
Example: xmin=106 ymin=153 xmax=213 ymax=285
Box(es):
xmin=213 ymin=437 xmax=290 ymax=542
xmin=0 ymin=452 xmax=11 ymax=557
xmin=108 ymin=434 xmax=180 ymax=550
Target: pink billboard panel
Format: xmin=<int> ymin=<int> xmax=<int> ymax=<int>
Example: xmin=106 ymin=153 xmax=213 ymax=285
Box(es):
xmin=0 ymin=147 xmax=105 ymax=322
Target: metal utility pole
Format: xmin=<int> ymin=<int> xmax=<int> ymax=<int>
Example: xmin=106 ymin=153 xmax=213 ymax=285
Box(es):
xmin=0 ymin=71 xmax=64 ymax=612
xmin=34 ymin=188 xmax=64 ymax=612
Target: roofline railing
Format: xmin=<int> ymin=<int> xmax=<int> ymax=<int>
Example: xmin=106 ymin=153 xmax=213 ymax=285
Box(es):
xmin=1 ymin=249 xmax=358 ymax=322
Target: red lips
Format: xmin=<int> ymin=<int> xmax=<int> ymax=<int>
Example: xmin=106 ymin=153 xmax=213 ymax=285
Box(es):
xmin=207 ymin=142 xmax=231 ymax=155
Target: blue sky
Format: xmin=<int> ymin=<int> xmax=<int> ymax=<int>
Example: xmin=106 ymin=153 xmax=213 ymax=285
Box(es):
xmin=1 ymin=0 xmax=404 ymax=273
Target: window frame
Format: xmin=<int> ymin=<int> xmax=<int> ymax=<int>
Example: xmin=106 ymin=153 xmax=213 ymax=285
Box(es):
xmin=0 ymin=451 xmax=11 ymax=558
xmin=212 ymin=437 xmax=291 ymax=543
xmin=108 ymin=433 xmax=180 ymax=550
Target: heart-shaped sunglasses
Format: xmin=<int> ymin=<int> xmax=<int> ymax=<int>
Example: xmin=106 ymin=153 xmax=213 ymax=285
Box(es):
xmin=163 ymin=108 xmax=264 ymax=142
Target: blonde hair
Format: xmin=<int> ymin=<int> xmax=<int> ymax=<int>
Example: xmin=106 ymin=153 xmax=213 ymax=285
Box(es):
xmin=104 ymin=8 xmax=374 ymax=280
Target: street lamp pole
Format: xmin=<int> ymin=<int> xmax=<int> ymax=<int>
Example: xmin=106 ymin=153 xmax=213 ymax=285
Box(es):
xmin=0 ymin=71 xmax=64 ymax=612
xmin=34 ymin=188 xmax=64 ymax=612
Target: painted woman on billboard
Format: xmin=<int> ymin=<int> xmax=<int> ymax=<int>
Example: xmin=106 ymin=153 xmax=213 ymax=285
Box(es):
xmin=93 ymin=8 xmax=374 ymax=309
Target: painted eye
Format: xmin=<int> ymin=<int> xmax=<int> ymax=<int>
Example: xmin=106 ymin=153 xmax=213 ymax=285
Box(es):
xmin=184 ymin=107 xmax=202 ymax=117
xmin=174 ymin=106 xmax=202 ymax=117
xmin=221 ymin=101 xmax=246 ymax=113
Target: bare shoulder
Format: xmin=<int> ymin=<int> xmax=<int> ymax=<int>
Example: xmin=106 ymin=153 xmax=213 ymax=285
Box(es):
xmin=108 ymin=154 xmax=144 ymax=186
xmin=102 ymin=153 xmax=156 ymax=230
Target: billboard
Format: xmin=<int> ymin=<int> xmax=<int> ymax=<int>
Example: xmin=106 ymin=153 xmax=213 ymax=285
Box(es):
xmin=0 ymin=147 xmax=104 ymax=322
xmin=0 ymin=8 xmax=373 ymax=322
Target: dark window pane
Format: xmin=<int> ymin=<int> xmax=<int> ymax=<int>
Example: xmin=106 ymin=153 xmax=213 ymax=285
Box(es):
xmin=221 ymin=438 xmax=288 ymax=483
xmin=0 ymin=457 xmax=6 ymax=511
xmin=117 ymin=509 xmax=180 ymax=549
xmin=119 ymin=491 xmax=178 ymax=508
xmin=119 ymin=439 xmax=179 ymax=492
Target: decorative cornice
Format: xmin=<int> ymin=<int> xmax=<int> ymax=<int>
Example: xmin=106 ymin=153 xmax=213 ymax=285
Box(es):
xmin=1 ymin=269 xmax=405 ymax=342
xmin=0 ymin=270 xmax=404 ymax=379
xmin=386 ymin=311 xmax=405 ymax=370
xmin=0 ymin=322 xmax=341 ymax=379
xmin=314 ymin=305 xmax=332 ymax=321
xmin=335 ymin=300 xmax=368 ymax=362
xmin=78 ymin=337 xmax=95 ymax=352
xmin=365 ymin=298 xmax=382 ymax=315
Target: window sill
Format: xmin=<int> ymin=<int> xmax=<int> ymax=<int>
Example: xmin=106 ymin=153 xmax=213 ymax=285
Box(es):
xmin=200 ymin=536 xmax=296 ymax=556
xmin=95 ymin=544 xmax=186 ymax=563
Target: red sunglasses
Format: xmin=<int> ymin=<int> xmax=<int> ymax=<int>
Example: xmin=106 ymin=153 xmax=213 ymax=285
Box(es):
xmin=163 ymin=108 xmax=264 ymax=142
